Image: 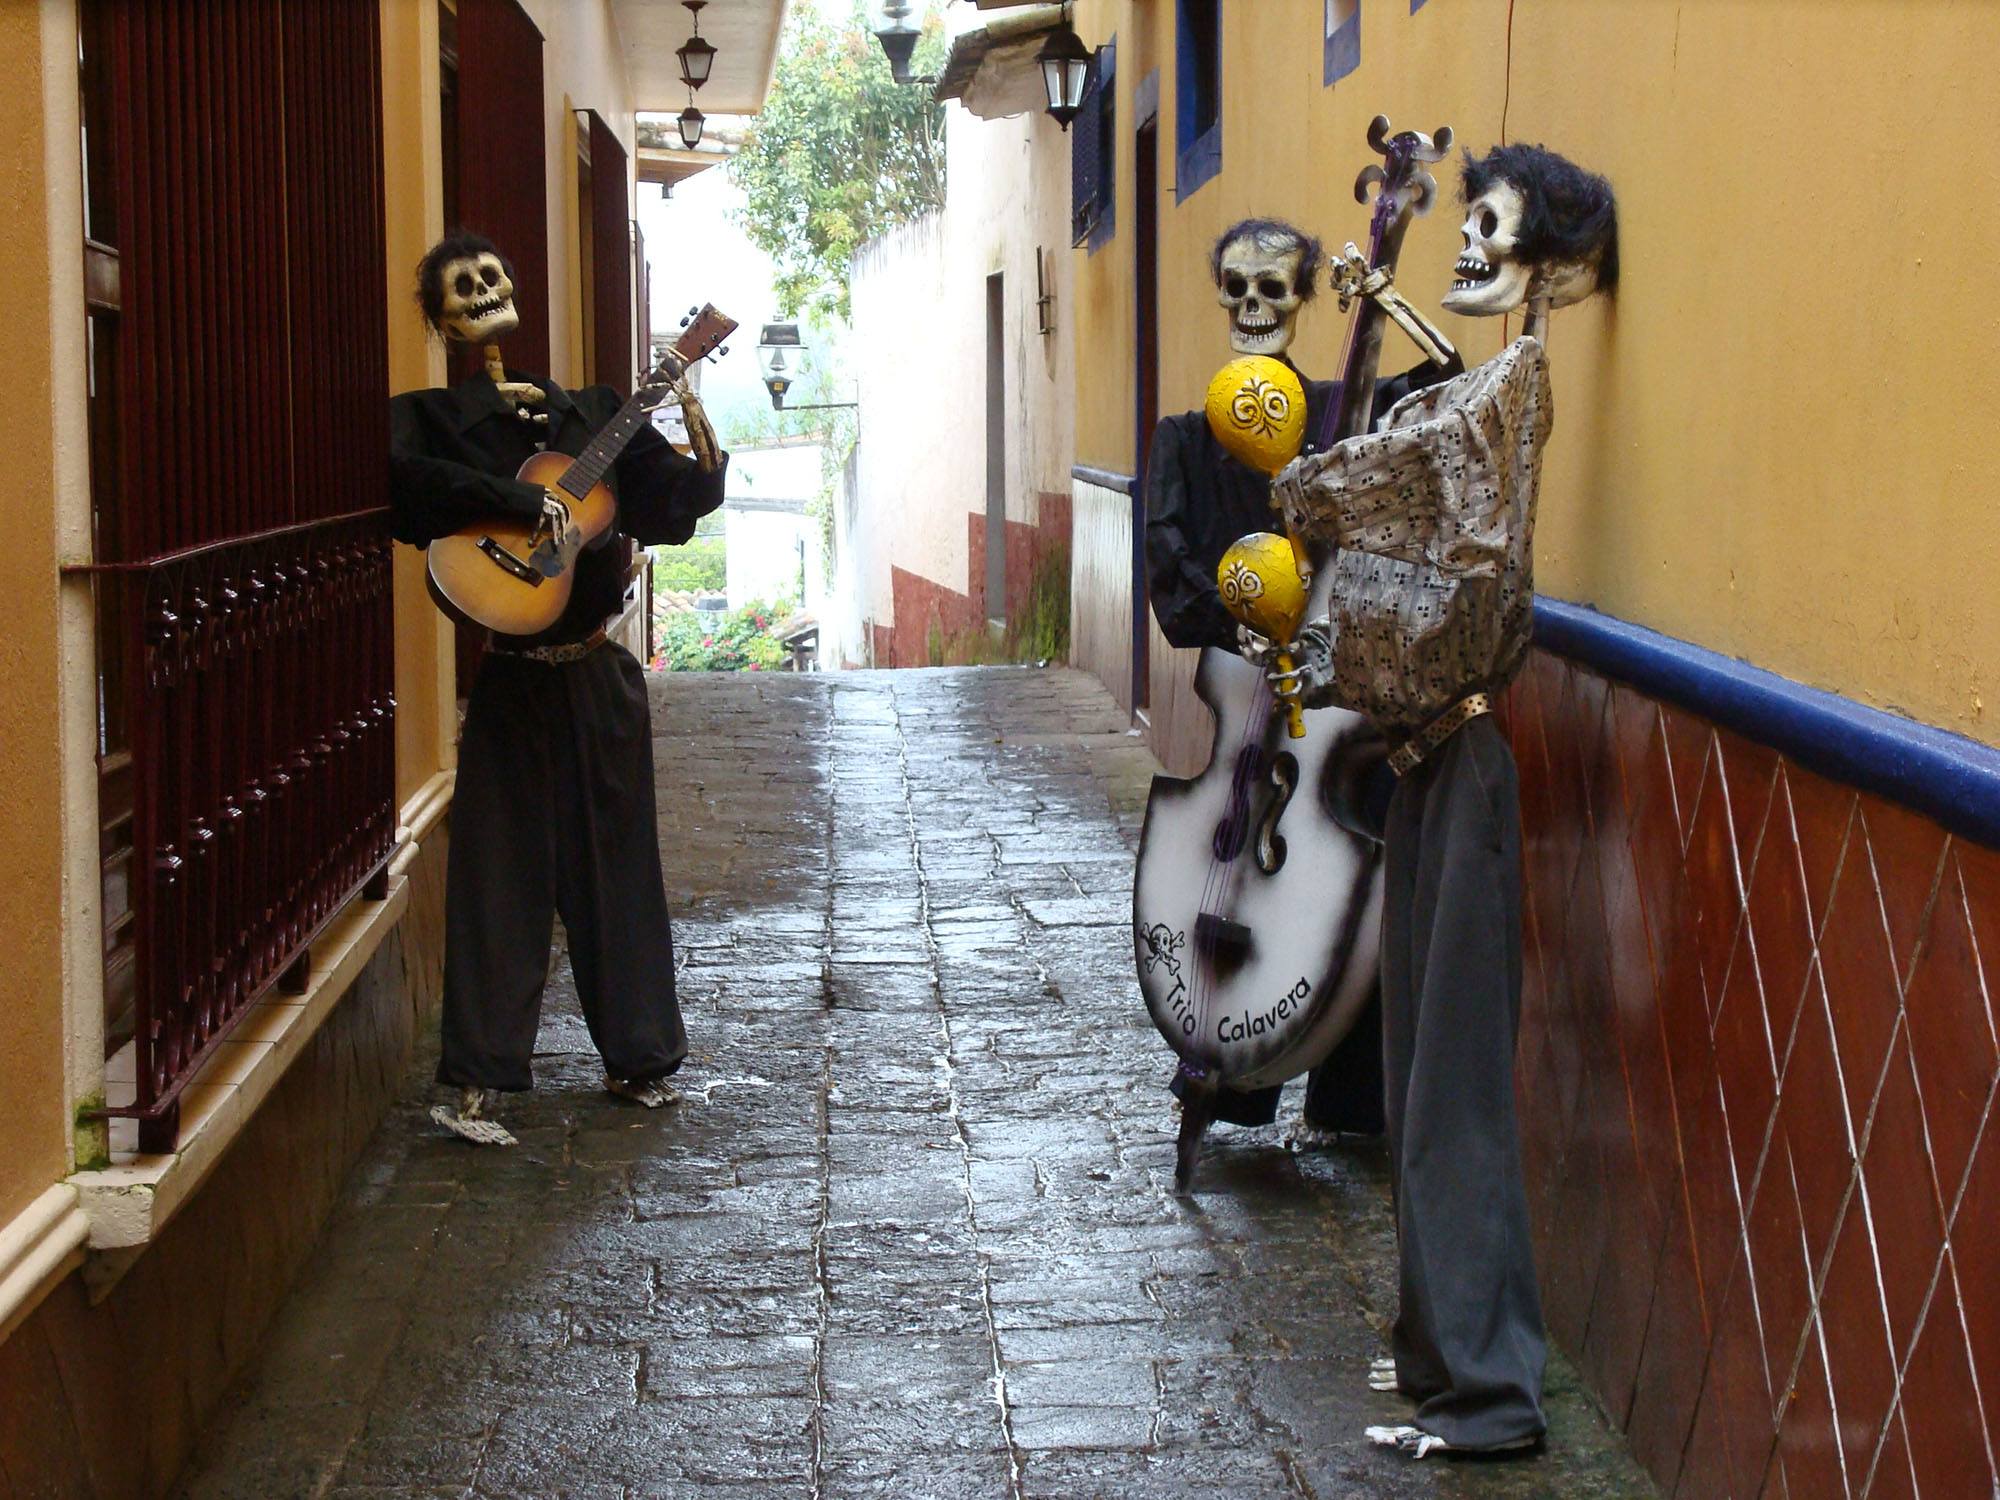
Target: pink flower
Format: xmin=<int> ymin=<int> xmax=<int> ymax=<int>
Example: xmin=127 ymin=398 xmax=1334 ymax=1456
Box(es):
xmin=702 ymin=636 xmax=714 ymax=647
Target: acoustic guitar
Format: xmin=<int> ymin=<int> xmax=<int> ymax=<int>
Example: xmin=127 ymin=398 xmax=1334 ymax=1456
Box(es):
xmin=425 ymin=304 xmax=736 ymax=635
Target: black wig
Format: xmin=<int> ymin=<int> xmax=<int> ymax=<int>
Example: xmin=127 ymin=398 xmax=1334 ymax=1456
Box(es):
xmin=414 ymin=230 xmax=514 ymax=334
xmin=1209 ymin=218 xmax=1324 ymax=302
xmin=1460 ymin=144 xmax=1618 ymax=295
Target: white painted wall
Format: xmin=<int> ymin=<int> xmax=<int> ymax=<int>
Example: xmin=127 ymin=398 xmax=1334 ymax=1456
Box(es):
xmin=845 ymin=100 xmax=1076 ymax=647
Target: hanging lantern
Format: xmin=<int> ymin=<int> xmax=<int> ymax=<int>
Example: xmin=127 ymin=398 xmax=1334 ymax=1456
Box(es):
xmin=1037 ymin=18 xmax=1093 ymax=131
xmin=677 ymin=99 xmax=705 ymax=150
xmin=676 ymin=0 xmax=716 ymax=90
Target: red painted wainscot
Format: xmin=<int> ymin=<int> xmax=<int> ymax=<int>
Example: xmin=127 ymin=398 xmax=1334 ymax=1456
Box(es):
xmin=1500 ymin=646 xmax=2000 ymax=1499
xmin=870 ymin=493 xmax=1073 ymax=669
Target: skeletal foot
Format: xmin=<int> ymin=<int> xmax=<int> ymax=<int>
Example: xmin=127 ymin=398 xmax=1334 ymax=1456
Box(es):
xmin=1365 ymin=1423 xmax=1538 ymax=1459
xmin=1368 ymin=1355 xmax=1401 ymax=1393
xmin=605 ymin=1074 xmax=681 ymax=1109
xmin=431 ymin=1086 xmax=517 ymax=1146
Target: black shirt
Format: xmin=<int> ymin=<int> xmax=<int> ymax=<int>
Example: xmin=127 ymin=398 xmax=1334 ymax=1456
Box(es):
xmin=389 ymin=370 xmax=728 ymax=647
xmin=1143 ymin=364 xmax=1449 ymax=651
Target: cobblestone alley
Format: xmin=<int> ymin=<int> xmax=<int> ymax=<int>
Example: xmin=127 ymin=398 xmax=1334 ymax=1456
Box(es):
xmin=174 ymin=668 xmax=1652 ymax=1500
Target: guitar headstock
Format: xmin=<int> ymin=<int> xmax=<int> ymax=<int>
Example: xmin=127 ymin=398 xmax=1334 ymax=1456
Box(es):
xmin=636 ymin=303 xmax=738 ymax=407
xmin=1352 ymin=115 xmax=1455 ymax=245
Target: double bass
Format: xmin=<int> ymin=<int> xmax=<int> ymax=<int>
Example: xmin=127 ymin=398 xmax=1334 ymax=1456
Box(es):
xmin=1131 ymin=117 xmax=1454 ymax=1188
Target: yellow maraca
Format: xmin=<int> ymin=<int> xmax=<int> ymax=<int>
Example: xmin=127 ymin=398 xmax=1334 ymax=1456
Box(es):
xmin=1217 ymin=532 xmax=1310 ymax=739
xmin=1205 ymin=356 xmax=1307 ymax=475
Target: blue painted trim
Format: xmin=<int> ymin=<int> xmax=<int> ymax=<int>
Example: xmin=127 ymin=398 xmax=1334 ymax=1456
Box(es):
xmin=1174 ymin=0 xmax=1221 ymax=204
xmin=1533 ymin=597 xmax=2000 ymax=850
xmin=1175 ymin=125 xmax=1222 ymax=203
xmin=1086 ymin=43 xmax=1117 ymax=254
xmin=1324 ymin=4 xmax=1360 ymax=86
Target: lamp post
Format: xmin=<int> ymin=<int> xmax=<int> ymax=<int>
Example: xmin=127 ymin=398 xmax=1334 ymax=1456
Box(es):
xmin=1037 ymin=14 xmax=1093 ymax=131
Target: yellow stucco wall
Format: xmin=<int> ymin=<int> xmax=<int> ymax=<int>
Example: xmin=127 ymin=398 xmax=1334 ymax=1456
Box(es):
xmin=382 ymin=0 xmax=459 ymax=806
xmin=1072 ymin=0 xmax=2000 ymax=745
xmin=0 ymin=0 xmax=80 ymax=1223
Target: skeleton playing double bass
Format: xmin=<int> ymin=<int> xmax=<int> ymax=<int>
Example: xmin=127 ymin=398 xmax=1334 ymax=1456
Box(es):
xmin=1134 ymin=119 xmax=1464 ymax=1189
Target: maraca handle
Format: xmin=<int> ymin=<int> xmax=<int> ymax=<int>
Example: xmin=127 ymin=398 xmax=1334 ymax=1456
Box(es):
xmin=1272 ymin=652 xmax=1307 ymax=739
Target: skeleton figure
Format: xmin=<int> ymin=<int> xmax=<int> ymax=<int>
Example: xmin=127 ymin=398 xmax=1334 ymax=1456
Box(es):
xmin=1264 ymin=143 xmax=1618 ymax=1463
xmin=399 ymin=231 xmax=729 ymax=1146
xmin=1442 ymin=143 xmax=1618 ymax=341
xmin=1212 ymin=219 xmax=1321 ymax=357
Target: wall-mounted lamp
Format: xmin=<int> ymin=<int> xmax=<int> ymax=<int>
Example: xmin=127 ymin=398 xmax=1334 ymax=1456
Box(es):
xmin=757 ymin=321 xmax=804 ymax=409
xmin=871 ymin=0 xmax=923 ymax=85
xmin=1037 ymin=12 xmax=1092 ymax=131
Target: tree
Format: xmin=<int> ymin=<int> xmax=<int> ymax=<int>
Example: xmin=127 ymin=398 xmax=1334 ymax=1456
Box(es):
xmin=730 ymin=2 xmax=947 ymax=323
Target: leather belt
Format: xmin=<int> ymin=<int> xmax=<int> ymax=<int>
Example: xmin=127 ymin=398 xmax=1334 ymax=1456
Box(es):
xmin=488 ymin=626 xmax=609 ymax=665
xmin=1387 ymin=692 xmax=1492 ymax=778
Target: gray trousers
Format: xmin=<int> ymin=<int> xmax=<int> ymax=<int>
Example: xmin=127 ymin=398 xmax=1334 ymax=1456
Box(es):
xmin=1381 ymin=714 xmax=1547 ymax=1448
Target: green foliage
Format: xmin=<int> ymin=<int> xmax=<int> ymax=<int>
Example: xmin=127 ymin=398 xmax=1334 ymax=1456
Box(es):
xmin=730 ymin=2 xmax=947 ymax=322
xmin=921 ymin=546 xmax=1072 ymax=668
xmin=651 ymin=535 xmax=726 ymax=595
xmin=655 ymin=598 xmax=793 ymax=673
xmin=1014 ymin=543 xmax=1071 ymax=664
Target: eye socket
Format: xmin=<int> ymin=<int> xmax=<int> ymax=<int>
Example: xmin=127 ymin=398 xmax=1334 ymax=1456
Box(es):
xmin=480 ymin=264 xmax=501 ymax=287
xmin=454 ymin=272 xmax=475 ymax=298
xmin=1258 ymin=277 xmax=1287 ymax=301
xmin=1224 ymin=274 xmax=1248 ymax=299
xmin=1479 ymin=208 xmax=1499 ymax=238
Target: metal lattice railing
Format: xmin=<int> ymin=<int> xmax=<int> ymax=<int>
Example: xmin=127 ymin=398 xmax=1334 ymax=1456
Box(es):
xmin=84 ymin=514 xmax=397 ymax=1152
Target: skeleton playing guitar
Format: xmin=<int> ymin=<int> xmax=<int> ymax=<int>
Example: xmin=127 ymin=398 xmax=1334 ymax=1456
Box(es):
xmin=426 ymin=305 xmax=736 ymax=636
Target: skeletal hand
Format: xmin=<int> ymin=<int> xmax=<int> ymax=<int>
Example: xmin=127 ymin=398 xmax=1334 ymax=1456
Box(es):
xmin=680 ymin=389 xmax=722 ymax=474
xmin=1267 ymin=618 xmax=1335 ymax=707
xmin=1235 ymin=623 xmax=1279 ymax=669
xmin=539 ymin=492 xmax=579 ymax=549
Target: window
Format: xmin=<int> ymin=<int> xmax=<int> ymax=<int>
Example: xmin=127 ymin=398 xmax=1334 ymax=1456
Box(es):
xmin=1070 ymin=43 xmax=1115 ymax=251
xmin=1174 ymin=0 xmax=1220 ymax=202
xmin=1325 ymin=0 xmax=1360 ymax=86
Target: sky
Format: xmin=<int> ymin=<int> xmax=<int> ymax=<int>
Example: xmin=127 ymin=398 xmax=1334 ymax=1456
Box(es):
xmin=636 ymin=167 xmax=782 ymax=441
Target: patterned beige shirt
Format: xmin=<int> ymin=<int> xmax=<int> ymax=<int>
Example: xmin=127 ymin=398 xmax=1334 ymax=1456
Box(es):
xmin=1272 ymin=342 xmax=1552 ymax=740
xmin=1271 ymin=337 xmax=1553 ymax=733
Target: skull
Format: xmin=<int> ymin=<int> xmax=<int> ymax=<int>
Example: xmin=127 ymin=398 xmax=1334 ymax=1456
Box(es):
xmin=1442 ymin=182 xmax=1530 ymax=317
xmin=438 ymin=252 xmax=519 ymax=343
xmin=1216 ymin=234 xmax=1309 ymax=356
xmin=1443 ymin=145 xmax=1618 ymax=318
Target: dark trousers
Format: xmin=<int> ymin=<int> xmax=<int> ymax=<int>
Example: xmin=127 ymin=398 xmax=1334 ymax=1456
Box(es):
xmin=1381 ymin=714 xmax=1546 ymax=1448
xmin=439 ymin=644 xmax=685 ymax=1092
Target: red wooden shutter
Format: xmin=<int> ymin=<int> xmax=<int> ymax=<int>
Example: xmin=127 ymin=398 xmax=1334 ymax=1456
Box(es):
xmin=586 ymin=112 xmax=633 ymax=393
xmin=457 ymin=0 xmax=551 ymax=375
xmin=84 ymin=0 xmax=395 ymax=1150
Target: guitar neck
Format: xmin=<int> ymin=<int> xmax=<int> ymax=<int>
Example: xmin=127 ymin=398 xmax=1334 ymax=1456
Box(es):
xmin=552 ymin=390 xmax=659 ymax=502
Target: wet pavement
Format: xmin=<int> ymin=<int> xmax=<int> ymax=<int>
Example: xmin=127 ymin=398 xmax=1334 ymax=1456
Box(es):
xmin=174 ymin=667 xmax=1654 ymax=1499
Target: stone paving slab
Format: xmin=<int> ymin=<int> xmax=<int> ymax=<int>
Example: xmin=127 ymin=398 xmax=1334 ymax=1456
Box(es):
xmin=172 ymin=667 xmax=1655 ymax=1500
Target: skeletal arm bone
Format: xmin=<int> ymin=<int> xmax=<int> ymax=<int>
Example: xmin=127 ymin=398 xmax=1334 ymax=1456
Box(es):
xmin=1331 ymin=244 xmax=1458 ymax=372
